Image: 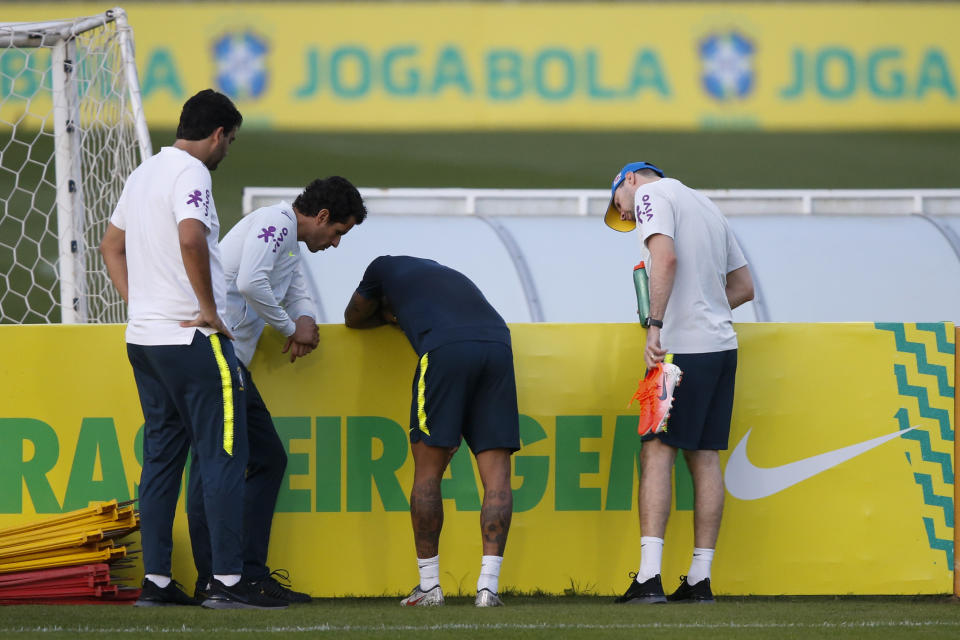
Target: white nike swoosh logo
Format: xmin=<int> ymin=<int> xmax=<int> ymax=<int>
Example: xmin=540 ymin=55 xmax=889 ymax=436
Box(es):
xmin=724 ymin=425 xmax=918 ymax=500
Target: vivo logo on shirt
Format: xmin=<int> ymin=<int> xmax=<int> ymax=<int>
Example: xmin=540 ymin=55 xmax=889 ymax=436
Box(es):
xmin=185 ymin=189 xmax=211 ymax=216
xmin=635 ymin=194 xmax=653 ymax=224
xmin=257 ymin=226 xmax=290 ymax=253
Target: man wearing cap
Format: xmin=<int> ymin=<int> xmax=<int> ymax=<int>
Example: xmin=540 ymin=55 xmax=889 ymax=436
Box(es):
xmin=604 ymin=162 xmax=754 ymax=604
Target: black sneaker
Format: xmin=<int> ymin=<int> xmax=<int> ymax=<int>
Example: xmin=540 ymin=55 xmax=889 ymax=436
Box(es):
xmin=194 ymin=576 xmax=211 ymax=601
xmin=667 ymin=576 xmax=715 ymax=603
xmin=614 ymin=573 xmax=667 ymax=604
xmin=201 ymin=577 xmax=289 ymax=610
xmin=251 ymin=569 xmax=312 ymax=604
xmin=134 ymin=578 xmax=202 ymax=607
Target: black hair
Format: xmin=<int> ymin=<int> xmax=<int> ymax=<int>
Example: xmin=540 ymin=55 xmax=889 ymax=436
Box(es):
xmin=176 ymin=89 xmax=243 ymax=140
xmin=294 ymin=176 xmax=368 ymax=225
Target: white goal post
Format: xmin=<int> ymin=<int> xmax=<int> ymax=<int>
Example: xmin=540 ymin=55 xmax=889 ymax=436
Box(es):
xmin=0 ymin=7 xmax=151 ymax=324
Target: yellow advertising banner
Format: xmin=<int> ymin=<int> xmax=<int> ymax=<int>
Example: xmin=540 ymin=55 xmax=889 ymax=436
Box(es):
xmin=2 ymin=3 xmax=958 ymax=130
xmin=0 ymin=322 xmax=953 ymax=595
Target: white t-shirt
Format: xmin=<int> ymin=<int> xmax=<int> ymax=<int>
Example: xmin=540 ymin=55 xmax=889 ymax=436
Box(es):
xmin=110 ymin=146 xmax=227 ymax=346
xmin=220 ymin=202 xmax=316 ymax=367
xmin=634 ymin=178 xmax=747 ymax=353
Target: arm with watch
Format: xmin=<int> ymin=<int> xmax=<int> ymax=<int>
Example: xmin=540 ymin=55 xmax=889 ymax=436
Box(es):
xmin=643 ymin=233 xmax=676 ymax=369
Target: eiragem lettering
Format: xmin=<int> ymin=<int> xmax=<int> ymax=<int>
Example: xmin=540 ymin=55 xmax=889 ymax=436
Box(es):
xmin=0 ymin=415 xmax=695 ymax=516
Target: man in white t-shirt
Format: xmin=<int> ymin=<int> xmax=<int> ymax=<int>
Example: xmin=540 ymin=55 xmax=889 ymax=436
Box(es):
xmin=187 ymin=176 xmax=367 ymax=604
xmin=99 ymin=89 xmax=285 ymax=610
xmin=604 ymin=162 xmax=755 ymax=604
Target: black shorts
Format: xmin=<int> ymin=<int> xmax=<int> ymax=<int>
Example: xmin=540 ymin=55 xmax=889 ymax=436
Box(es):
xmin=408 ymin=340 xmax=521 ymax=454
xmin=642 ymin=349 xmax=738 ymax=451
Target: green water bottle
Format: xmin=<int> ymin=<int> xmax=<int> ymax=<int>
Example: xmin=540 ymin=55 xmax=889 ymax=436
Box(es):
xmin=633 ymin=261 xmax=650 ymax=325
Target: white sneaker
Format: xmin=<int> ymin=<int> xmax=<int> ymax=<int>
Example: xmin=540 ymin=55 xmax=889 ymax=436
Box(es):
xmin=475 ymin=588 xmax=504 ymax=607
xmin=400 ymin=584 xmax=444 ymax=606
xmin=654 ymin=362 xmax=682 ymax=433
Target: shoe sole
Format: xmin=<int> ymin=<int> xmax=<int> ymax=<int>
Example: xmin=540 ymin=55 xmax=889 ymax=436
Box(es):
xmin=134 ymin=600 xmax=197 ymax=607
xmin=202 ymin=599 xmax=288 ymax=610
xmin=668 ymin=598 xmax=715 ymax=604
xmin=618 ymin=595 xmax=667 ymax=604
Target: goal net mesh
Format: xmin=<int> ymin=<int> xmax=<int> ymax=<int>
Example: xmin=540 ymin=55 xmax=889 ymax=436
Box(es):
xmin=0 ymin=11 xmax=145 ymax=323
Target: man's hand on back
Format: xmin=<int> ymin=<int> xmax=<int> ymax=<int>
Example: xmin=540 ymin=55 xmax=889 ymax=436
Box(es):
xmin=181 ymin=305 xmax=234 ymax=340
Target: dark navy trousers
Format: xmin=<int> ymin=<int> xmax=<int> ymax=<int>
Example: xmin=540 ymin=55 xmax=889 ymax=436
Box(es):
xmin=127 ymin=331 xmax=248 ymax=576
xmin=186 ymin=364 xmax=287 ymax=581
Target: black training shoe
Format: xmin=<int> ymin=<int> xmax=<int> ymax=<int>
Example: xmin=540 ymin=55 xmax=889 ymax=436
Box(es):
xmin=251 ymin=569 xmax=312 ymax=604
xmin=194 ymin=576 xmax=211 ymax=601
xmin=134 ymin=578 xmax=202 ymax=607
xmin=614 ymin=573 xmax=667 ymax=604
xmin=667 ymin=575 xmax=715 ymax=603
xmin=201 ymin=578 xmax=289 ymax=610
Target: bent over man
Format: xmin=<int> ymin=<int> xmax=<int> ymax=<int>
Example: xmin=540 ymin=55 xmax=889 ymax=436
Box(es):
xmin=344 ymin=256 xmax=520 ymax=608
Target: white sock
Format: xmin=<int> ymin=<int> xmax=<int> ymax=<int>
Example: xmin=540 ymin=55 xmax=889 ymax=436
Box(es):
xmin=636 ymin=536 xmax=664 ymax=583
xmin=686 ymin=548 xmax=715 ymax=585
xmin=145 ymin=574 xmax=171 ymax=589
xmin=476 ymin=555 xmax=503 ymax=594
xmin=214 ymin=574 xmax=241 ymax=587
xmin=417 ymin=555 xmax=440 ymax=591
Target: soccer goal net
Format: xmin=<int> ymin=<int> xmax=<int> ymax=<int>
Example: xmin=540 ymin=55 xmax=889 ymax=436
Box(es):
xmin=0 ymin=7 xmax=151 ymax=324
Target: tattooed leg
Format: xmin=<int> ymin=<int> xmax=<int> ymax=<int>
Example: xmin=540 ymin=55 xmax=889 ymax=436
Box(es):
xmin=410 ymin=441 xmax=454 ymax=558
xmin=476 ymin=448 xmax=514 ymax=556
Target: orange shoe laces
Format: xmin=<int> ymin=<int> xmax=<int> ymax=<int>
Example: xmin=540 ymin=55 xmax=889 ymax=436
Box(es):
xmin=629 ymin=364 xmax=663 ymax=410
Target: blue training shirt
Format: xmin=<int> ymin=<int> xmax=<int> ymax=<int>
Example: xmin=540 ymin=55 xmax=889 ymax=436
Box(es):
xmin=355 ymin=255 xmax=511 ymax=356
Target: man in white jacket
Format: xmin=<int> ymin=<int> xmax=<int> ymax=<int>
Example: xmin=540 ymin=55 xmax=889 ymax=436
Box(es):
xmin=187 ymin=176 xmax=367 ymax=603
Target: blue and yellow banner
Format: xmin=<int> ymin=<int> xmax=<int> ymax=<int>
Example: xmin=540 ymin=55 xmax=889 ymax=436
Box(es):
xmin=2 ymin=3 xmax=958 ymax=130
xmin=0 ymin=322 xmax=953 ymax=595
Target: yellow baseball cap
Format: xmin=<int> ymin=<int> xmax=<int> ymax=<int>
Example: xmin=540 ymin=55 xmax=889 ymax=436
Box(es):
xmin=604 ymin=161 xmax=665 ymax=232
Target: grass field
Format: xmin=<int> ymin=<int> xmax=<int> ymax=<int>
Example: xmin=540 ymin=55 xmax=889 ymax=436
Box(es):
xmin=2 ymin=596 xmax=960 ymax=639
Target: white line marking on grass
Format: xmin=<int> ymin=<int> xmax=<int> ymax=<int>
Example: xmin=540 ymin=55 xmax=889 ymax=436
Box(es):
xmin=4 ymin=621 xmax=960 ymax=634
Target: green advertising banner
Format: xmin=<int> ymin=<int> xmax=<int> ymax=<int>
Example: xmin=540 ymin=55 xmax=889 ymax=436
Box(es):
xmin=0 ymin=323 xmax=953 ymax=595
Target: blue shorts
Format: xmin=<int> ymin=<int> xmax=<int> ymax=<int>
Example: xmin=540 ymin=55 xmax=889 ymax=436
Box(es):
xmin=642 ymin=349 xmax=738 ymax=451
xmin=408 ymin=340 xmax=521 ymax=454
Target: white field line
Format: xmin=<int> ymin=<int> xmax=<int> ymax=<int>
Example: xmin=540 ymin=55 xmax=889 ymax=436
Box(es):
xmin=4 ymin=621 xmax=960 ymax=633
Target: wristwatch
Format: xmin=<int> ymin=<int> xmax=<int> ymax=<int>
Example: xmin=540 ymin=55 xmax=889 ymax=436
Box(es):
xmin=643 ymin=317 xmax=663 ymax=328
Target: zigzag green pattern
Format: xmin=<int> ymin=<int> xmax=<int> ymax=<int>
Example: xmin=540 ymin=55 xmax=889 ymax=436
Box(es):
xmin=877 ymin=323 xmax=954 ymax=398
xmin=916 ymin=323 xmax=955 ymax=356
xmin=893 ymin=365 xmax=953 ymax=441
xmin=922 ymin=517 xmax=954 ymax=565
xmin=912 ymin=472 xmax=954 ymax=528
xmin=897 ymin=409 xmax=953 ymax=483
xmin=876 ymin=322 xmax=955 ymax=569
